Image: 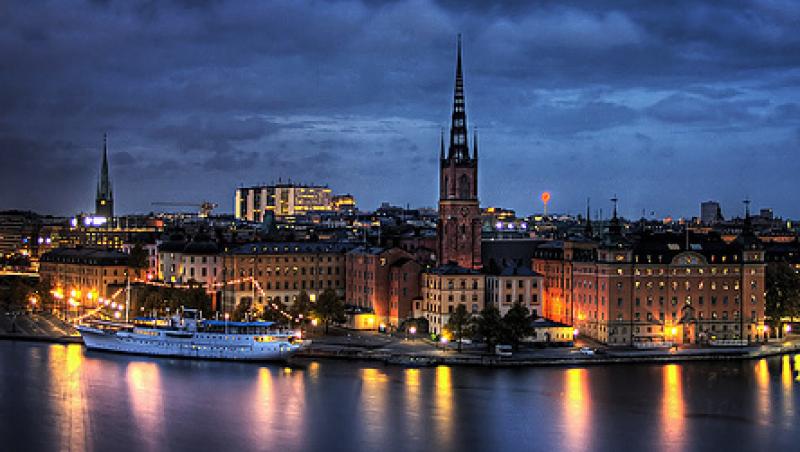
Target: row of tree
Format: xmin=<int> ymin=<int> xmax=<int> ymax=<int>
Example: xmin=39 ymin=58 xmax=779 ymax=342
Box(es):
xmin=445 ymin=302 xmax=537 ymax=352
xmin=229 ymin=289 xmax=347 ymax=334
xmin=765 ymin=261 xmax=800 ymax=333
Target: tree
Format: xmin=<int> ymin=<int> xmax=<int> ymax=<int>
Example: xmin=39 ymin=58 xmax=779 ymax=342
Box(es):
xmin=313 ymin=288 xmax=345 ymax=334
xmin=290 ymin=290 xmax=313 ymax=331
xmin=128 ymin=243 xmax=149 ymax=272
xmin=445 ymin=304 xmax=472 ymax=353
xmin=766 ymin=262 xmax=800 ymax=335
xmin=473 ymin=305 xmax=504 ymax=352
xmin=502 ymin=302 xmax=534 ymax=351
xmin=231 ymin=298 xmax=252 ymax=322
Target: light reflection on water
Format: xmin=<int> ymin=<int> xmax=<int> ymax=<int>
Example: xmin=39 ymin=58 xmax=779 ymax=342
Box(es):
xmin=126 ymin=361 xmax=164 ymax=452
xmin=661 ymin=364 xmax=684 ymax=451
xmin=563 ymin=368 xmax=590 ymax=452
xmin=2 ymin=343 xmax=800 ymax=452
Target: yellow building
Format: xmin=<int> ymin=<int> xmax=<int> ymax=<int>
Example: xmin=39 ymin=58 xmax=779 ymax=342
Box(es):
xmin=414 ymin=263 xmax=485 ymax=335
xmin=39 ymin=247 xmax=130 ymax=310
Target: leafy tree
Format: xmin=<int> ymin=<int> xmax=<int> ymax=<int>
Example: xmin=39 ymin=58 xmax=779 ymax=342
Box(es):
xmin=473 ymin=305 xmax=504 ymax=352
xmin=313 ymin=289 xmax=345 ymax=334
xmin=128 ymin=243 xmax=149 ymax=272
xmin=502 ymin=302 xmax=534 ymax=351
xmin=766 ymin=262 xmax=800 ymax=335
xmin=290 ymin=290 xmax=313 ymax=331
xmin=231 ymin=298 xmax=252 ymax=321
xmin=445 ymin=304 xmax=472 ymax=353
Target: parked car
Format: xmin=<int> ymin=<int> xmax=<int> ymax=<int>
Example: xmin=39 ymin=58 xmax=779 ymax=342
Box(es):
xmin=495 ymin=344 xmax=512 ymax=357
xmin=579 ymin=346 xmax=595 ymax=356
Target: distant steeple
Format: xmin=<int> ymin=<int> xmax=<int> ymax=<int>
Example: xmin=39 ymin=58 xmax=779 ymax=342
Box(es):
xmin=448 ymin=34 xmax=470 ymax=161
xmin=95 ymin=133 xmax=114 ymax=218
xmin=473 ymin=130 xmax=478 ymax=160
xmin=608 ymin=195 xmax=622 ymax=238
xmin=440 ymin=128 xmax=445 ymax=160
xmin=584 ymin=197 xmax=593 ymax=238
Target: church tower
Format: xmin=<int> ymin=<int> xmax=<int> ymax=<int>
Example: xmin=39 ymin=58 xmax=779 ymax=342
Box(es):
xmin=95 ymin=133 xmax=114 ymax=218
xmin=437 ymin=35 xmax=481 ymax=269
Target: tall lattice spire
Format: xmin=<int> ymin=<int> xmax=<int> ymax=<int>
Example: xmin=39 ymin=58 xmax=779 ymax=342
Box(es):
xmin=95 ymin=133 xmax=114 ymax=218
xmin=97 ymin=133 xmax=111 ymax=198
xmin=448 ymin=34 xmax=469 ymax=161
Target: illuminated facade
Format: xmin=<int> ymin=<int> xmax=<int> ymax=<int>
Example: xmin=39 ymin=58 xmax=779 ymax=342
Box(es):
xmin=221 ymin=242 xmax=354 ymax=312
xmin=533 ymin=230 xmax=767 ymax=346
xmin=345 ymin=247 xmax=421 ymax=327
xmin=235 ymin=184 xmax=334 ymax=222
xmin=485 ymin=266 xmax=543 ymax=318
xmin=39 ymin=247 xmax=130 ymax=309
xmin=415 ymin=263 xmax=485 ymax=335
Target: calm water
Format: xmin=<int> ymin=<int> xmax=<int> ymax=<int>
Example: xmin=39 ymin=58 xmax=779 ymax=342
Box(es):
xmin=1 ymin=342 xmax=798 ymax=452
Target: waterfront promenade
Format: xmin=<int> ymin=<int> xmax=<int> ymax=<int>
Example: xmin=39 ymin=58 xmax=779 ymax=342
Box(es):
xmin=2 ymin=312 xmax=799 ymax=367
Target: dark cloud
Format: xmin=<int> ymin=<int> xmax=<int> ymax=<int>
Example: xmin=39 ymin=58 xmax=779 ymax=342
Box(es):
xmin=1 ymin=0 xmax=799 ymax=218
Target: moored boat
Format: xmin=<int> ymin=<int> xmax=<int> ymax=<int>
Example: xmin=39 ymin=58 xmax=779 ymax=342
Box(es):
xmin=77 ymin=309 xmax=309 ymax=361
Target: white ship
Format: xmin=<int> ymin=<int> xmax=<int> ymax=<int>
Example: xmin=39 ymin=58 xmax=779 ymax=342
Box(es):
xmin=77 ymin=309 xmax=308 ymax=361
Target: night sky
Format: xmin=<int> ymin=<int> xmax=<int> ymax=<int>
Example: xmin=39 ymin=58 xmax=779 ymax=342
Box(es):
xmin=2 ymin=0 xmax=799 ymax=219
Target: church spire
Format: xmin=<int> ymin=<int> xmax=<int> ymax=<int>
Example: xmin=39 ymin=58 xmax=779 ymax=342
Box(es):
xmin=473 ymin=129 xmax=478 ymax=160
xmin=584 ymin=197 xmax=593 ymax=238
xmin=95 ymin=133 xmax=114 ymax=218
xmin=448 ymin=34 xmax=469 ymax=161
xmin=440 ymin=128 xmax=445 ymax=160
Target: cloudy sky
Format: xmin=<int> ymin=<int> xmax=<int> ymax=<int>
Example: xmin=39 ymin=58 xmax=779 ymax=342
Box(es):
xmin=1 ymin=0 xmax=799 ymax=219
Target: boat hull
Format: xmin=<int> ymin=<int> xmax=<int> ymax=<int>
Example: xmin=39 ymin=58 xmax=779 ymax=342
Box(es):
xmin=78 ymin=326 xmax=307 ymax=362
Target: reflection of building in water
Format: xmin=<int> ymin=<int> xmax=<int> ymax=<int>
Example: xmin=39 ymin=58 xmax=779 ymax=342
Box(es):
xmin=126 ymin=361 xmax=164 ymax=448
xmin=661 ymin=364 xmax=685 ymax=451
xmin=434 ymin=366 xmax=454 ymax=449
xmin=754 ymin=359 xmax=771 ymax=427
xmin=563 ymin=368 xmax=591 ymax=452
xmin=49 ymin=345 xmax=88 ymax=451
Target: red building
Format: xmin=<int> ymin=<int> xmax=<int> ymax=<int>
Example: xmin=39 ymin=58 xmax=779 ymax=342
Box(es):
xmin=345 ymin=247 xmax=420 ymax=327
xmin=437 ymin=36 xmax=481 ymax=270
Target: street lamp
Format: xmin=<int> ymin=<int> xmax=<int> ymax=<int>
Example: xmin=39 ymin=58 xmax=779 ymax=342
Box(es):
xmin=225 ymin=312 xmax=230 ymax=334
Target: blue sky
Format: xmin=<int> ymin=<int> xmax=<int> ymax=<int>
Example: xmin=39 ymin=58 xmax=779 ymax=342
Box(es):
xmin=1 ymin=0 xmax=799 ymax=220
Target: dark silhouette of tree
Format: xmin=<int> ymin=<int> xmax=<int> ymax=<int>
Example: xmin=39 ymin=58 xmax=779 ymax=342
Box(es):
xmin=313 ymin=289 xmax=345 ymax=334
xmin=445 ymin=304 xmax=472 ymax=353
xmin=766 ymin=262 xmax=800 ymax=335
xmin=290 ymin=290 xmax=313 ymax=331
xmin=502 ymin=302 xmax=534 ymax=351
xmin=473 ymin=305 xmax=504 ymax=352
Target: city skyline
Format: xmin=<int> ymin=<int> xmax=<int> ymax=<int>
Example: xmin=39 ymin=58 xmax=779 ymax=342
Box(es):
xmin=2 ymin=0 xmax=800 ymax=218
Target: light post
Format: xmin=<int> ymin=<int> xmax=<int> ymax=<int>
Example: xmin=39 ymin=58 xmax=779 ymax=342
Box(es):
xmin=408 ymin=325 xmax=417 ymax=341
xmin=225 ymin=312 xmax=230 ymax=334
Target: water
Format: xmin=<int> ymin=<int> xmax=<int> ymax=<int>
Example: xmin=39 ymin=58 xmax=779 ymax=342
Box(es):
xmin=0 ymin=342 xmax=798 ymax=452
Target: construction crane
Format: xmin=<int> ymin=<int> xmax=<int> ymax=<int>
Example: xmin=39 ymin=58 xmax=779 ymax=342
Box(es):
xmin=151 ymin=201 xmax=218 ymax=218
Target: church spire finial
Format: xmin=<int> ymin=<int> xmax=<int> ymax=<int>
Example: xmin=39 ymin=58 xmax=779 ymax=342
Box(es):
xmin=473 ymin=129 xmax=478 ymax=160
xmin=440 ymin=128 xmax=445 ymax=159
xmin=585 ymin=197 xmax=593 ymax=237
xmin=448 ymin=34 xmax=469 ymax=161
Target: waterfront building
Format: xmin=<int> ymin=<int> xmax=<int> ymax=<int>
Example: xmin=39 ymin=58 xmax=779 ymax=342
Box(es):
xmin=437 ymin=36 xmax=481 ymax=270
xmin=157 ymin=237 xmax=222 ymax=287
xmin=485 ymin=265 xmax=543 ymax=318
xmin=95 ymin=134 xmax=114 ymax=219
xmin=234 ymin=183 xmax=334 ymax=222
xmin=220 ymin=242 xmax=355 ymax=312
xmin=532 ymin=212 xmax=767 ymax=346
xmin=415 ymin=263 xmax=485 ymax=335
xmin=39 ymin=247 xmax=130 ymax=309
xmin=345 ymin=246 xmax=420 ymax=327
